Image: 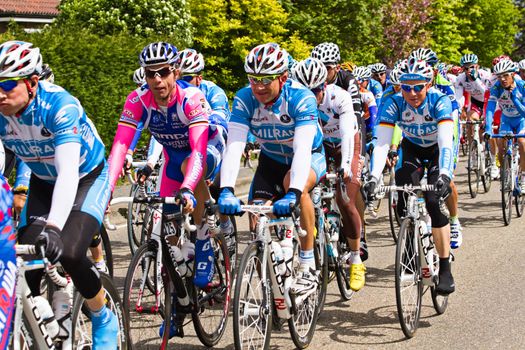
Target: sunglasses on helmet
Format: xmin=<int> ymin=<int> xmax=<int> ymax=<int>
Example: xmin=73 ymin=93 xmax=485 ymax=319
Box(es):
xmin=400 ymin=83 xmax=427 ymax=93
xmin=0 ymin=76 xmax=25 ymax=92
xmin=144 ymin=66 xmax=174 ymax=79
xmin=247 ymin=74 xmax=281 ymax=85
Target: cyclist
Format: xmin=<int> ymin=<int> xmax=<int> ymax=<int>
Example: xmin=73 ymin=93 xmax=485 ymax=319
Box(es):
xmin=294 ymin=57 xmax=365 ymax=291
xmin=107 ymin=42 xmax=226 ymax=292
xmin=340 ymin=61 xmax=356 ymax=73
xmin=133 ymin=67 xmax=145 ymax=86
xmin=519 ymin=59 xmax=525 ymax=81
xmin=353 ymin=66 xmax=378 ymax=143
xmin=0 ymin=176 xmax=14 ymax=350
xmin=364 ymin=58 xmax=456 ymax=295
xmin=369 ymin=62 xmax=388 ymax=93
xmin=484 ymin=60 xmax=525 ymax=191
xmin=0 ymin=41 xmax=117 ymax=347
xmin=310 ymin=42 xmax=369 ymax=260
xmin=218 ymin=43 xmax=326 ymax=295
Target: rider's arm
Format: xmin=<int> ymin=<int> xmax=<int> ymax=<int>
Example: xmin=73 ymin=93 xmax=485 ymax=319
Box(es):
xmin=127 ymin=120 xmax=145 ymax=154
xmin=146 ymin=137 xmax=163 ymax=168
xmin=337 ymin=91 xmax=358 ymax=173
xmin=484 ymin=86 xmax=499 ymax=134
xmin=435 ymin=96 xmax=455 ymax=178
xmin=220 ymin=122 xmax=248 ymax=189
xmin=180 ymin=121 xmax=209 ymax=192
xmin=454 ymin=77 xmax=465 ymax=109
xmin=348 ymin=79 xmax=363 ymax=121
xmin=370 ymin=96 xmax=398 ymax=179
xmin=510 ymin=84 xmax=525 ymax=118
xmin=13 ymin=157 xmax=30 ymax=193
xmin=107 ymin=91 xmax=144 ymax=191
xmin=289 ymin=124 xmax=317 ymax=193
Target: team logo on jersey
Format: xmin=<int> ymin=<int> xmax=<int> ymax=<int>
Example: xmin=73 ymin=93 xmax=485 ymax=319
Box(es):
xmin=41 ymin=127 xmax=51 ymax=137
xmin=280 ymin=114 xmax=291 ymax=123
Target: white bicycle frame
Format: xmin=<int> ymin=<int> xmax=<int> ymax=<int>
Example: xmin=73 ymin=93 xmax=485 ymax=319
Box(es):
xmin=12 ymin=245 xmax=68 ymax=350
xmin=240 ymin=204 xmax=307 ymax=320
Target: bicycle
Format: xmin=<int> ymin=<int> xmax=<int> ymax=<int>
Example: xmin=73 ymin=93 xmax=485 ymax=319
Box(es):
xmin=491 ymin=133 xmax=525 ymax=225
xmin=373 ymin=184 xmax=452 ymax=338
xmin=112 ymin=192 xmax=231 ymax=348
xmin=233 ymin=203 xmax=320 ymax=350
xmin=10 ymin=244 xmax=128 ymax=349
xmin=462 ymin=120 xmax=493 ymax=198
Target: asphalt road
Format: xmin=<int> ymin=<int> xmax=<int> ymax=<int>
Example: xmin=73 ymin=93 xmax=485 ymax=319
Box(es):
xmin=107 ymin=157 xmax=525 ymax=349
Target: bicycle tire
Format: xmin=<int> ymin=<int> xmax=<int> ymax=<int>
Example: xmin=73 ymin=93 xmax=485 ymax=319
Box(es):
xmin=191 ymin=233 xmax=231 ymax=347
xmin=233 ymin=241 xmax=272 ymax=350
xmin=467 ymin=139 xmax=480 ymax=198
xmin=315 ymin=217 xmax=329 ymax=317
xmin=395 ymin=218 xmax=422 ymax=339
xmin=335 ymin=237 xmax=354 ymax=301
xmin=127 ymin=184 xmax=147 ymax=255
xmin=99 ymin=225 xmax=114 ymax=278
xmin=123 ymin=243 xmax=172 ymax=348
xmin=481 ymin=146 xmax=492 ymax=192
xmin=501 ymin=154 xmax=513 ymax=226
xmin=288 ymin=239 xmax=320 ymax=349
xmin=71 ymin=273 xmax=129 ymax=349
xmin=388 ymin=167 xmax=400 ymax=242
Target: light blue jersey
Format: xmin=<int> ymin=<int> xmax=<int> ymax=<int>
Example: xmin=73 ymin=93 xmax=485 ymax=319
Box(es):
xmin=368 ymin=78 xmax=383 ymax=105
xmin=230 ymin=79 xmax=323 ymax=165
xmin=0 ymin=81 xmax=105 ymax=183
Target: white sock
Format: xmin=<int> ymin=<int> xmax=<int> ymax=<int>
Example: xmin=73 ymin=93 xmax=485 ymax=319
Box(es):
xmin=349 ymin=251 xmax=362 ymax=265
xmin=197 ymin=222 xmax=209 ymax=240
xmin=299 ymin=249 xmax=315 ymax=270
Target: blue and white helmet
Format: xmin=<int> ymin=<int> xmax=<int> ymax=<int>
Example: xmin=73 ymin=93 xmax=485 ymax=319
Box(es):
xmin=293 ymin=58 xmax=327 ymax=89
xmin=409 ymin=48 xmax=438 ymax=67
xmin=139 ymin=42 xmax=178 ymax=67
xmin=0 ymin=40 xmax=42 ymax=78
xmin=244 ymin=43 xmax=289 ymax=75
xmin=311 ymin=42 xmax=341 ymax=64
xmin=400 ymin=59 xmax=433 ymax=82
xmin=369 ymin=62 xmax=387 ymax=74
xmin=493 ymin=60 xmax=517 ymax=75
xmin=460 ymin=53 xmax=478 ymax=66
xmin=389 ymin=66 xmax=403 ymax=85
xmin=353 ymin=66 xmax=372 ymax=80
xmin=177 ymin=49 xmax=205 ymax=74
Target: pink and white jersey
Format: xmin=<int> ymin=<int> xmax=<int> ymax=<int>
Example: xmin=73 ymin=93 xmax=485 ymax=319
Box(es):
xmin=454 ymin=69 xmax=491 ymax=104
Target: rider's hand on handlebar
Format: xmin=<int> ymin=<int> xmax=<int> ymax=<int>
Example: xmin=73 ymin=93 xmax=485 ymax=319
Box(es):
xmin=363 ymin=175 xmax=378 ymax=202
xmin=136 ymin=164 xmax=154 ymax=185
xmin=435 ymin=174 xmax=452 ymax=200
xmin=483 ymin=131 xmax=491 ymax=142
xmin=273 ymin=191 xmax=298 ymax=217
xmin=179 ymin=188 xmax=196 ymax=214
xmin=121 ymin=153 xmax=133 ymax=177
xmin=36 ymin=224 xmax=63 ymax=264
xmin=218 ymin=188 xmax=242 ymax=215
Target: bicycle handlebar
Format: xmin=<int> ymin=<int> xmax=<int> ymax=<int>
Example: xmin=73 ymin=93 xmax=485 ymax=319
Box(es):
xmin=239 ymin=203 xmax=307 ymax=237
xmin=490 ymin=134 xmax=525 ymax=139
xmin=16 ymin=244 xmax=69 ymax=287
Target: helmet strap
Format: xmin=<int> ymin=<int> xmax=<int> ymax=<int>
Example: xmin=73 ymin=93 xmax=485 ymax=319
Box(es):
xmin=16 ymin=78 xmax=36 ymax=117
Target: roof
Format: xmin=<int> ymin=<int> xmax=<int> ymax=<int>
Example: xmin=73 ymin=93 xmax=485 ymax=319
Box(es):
xmin=0 ymin=1 xmax=60 ymax=17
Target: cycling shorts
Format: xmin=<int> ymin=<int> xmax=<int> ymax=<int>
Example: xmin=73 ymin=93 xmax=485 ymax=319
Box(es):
xmin=499 ymin=116 xmax=525 ymax=135
xmin=468 ymin=97 xmax=484 ymax=115
xmin=248 ymin=149 xmax=327 ymax=201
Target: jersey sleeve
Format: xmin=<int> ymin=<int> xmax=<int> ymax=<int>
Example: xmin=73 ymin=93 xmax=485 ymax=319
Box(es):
xmin=230 ymin=87 xmax=255 ymax=128
xmin=376 ymin=95 xmax=400 ymax=127
xmin=290 ymin=90 xmax=319 ymax=127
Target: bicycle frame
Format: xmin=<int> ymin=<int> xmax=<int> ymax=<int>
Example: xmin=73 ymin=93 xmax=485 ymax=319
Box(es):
xmin=240 ymin=204 xmax=306 ymax=320
xmin=12 ymin=245 xmax=68 ymax=350
xmin=492 ymin=134 xmax=525 ymax=194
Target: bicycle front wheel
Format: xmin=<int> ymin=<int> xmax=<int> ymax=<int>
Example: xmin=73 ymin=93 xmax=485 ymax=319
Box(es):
xmin=482 ymin=145 xmax=493 ymax=192
xmin=191 ymin=234 xmax=231 ymax=347
xmin=467 ymin=139 xmax=480 ymax=198
xmin=233 ymin=241 xmax=272 ymax=350
xmin=71 ymin=273 xmax=129 ymax=349
xmin=335 ymin=237 xmax=354 ymax=301
xmin=395 ymin=218 xmax=422 ymax=339
xmin=501 ymin=154 xmax=513 ymax=226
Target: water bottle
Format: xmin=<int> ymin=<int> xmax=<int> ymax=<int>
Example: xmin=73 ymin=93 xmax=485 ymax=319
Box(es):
xmin=34 ymin=295 xmax=60 ymax=340
xmin=311 ymin=186 xmax=321 ymax=206
xmin=52 ymin=280 xmax=74 ymax=340
xmin=279 ymin=226 xmax=294 ymax=277
xmin=270 ymin=241 xmax=286 ymax=276
xmin=167 ymin=238 xmax=189 ymax=277
xmin=326 ymin=211 xmax=340 ymax=242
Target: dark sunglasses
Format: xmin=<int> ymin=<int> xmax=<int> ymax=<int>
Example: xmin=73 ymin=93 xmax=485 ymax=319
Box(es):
xmin=181 ymin=74 xmax=199 ymax=82
xmin=311 ymin=85 xmax=325 ymax=94
xmin=401 ymin=83 xmax=427 ymax=93
xmin=144 ymin=66 xmax=174 ymax=79
xmin=0 ymin=76 xmax=25 ymax=92
xmin=247 ymin=74 xmax=281 ymax=85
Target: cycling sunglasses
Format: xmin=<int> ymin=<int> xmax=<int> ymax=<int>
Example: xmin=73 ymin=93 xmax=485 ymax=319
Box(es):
xmin=497 ymin=73 xmax=513 ymax=80
xmin=311 ymin=84 xmax=325 ymax=94
xmin=400 ymin=83 xmax=427 ymax=93
xmin=0 ymin=76 xmax=25 ymax=92
xmin=181 ymin=74 xmax=199 ymax=82
xmin=144 ymin=66 xmax=174 ymax=79
xmin=247 ymin=74 xmax=281 ymax=85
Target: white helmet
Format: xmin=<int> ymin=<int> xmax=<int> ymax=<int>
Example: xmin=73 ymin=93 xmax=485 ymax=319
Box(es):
xmin=293 ymin=58 xmax=327 ymax=89
xmin=0 ymin=41 xmax=42 ymax=78
xmin=133 ymin=67 xmax=145 ymax=85
xmin=177 ymin=49 xmax=205 ymax=74
xmin=460 ymin=53 xmax=478 ymax=66
xmin=311 ymin=42 xmax=341 ymax=64
xmin=39 ymin=63 xmax=55 ymax=83
xmin=244 ymin=43 xmax=288 ymax=75
xmin=409 ymin=48 xmax=438 ymax=66
xmin=370 ymin=63 xmax=387 ymax=74
xmin=400 ymin=59 xmax=434 ymax=82
xmin=519 ymin=59 xmax=525 ymax=70
xmin=493 ymin=60 xmax=517 ymax=75
xmin=389 ymin=67 xmax=403 ymax=85
xmin=139 ymin=42 xmax=178 ymax=67
xmin=353 ymin=66 xmax=372 ymax=80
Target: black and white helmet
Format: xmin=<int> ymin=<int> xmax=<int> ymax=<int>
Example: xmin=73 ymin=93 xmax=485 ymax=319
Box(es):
xmin=389 ymin=66 xmax=403 ymax=85
xmin=518 ymin=59 xmax=525 ymax=71
xmin=244 ymin=43 xmax=288 ymax=75
xmin=353 ymin=66 xmax=372 ymax=80
xmin=369 ymin=63 xmax=387 ymax=74
xmin=177 ymin=49 xmax=205 ymax=74
xmin=0 ymin=40 xmax=42 ymax=78
xmin=139 ymin=42 xmax=178 ymax=68
xmin=133 ymin=67 xmax=145 ymax=85
xmin=311 ymin=42 xmax=340 ymax=64
xmin=401 ymin=59 xmax=434 ymax=82
xmin=293 ymin=58 xmax=328 ymax=89
xmin=493 ymin=60 xmax=517 ymax=75
xmin=409 ymin=48 xmax=438 ymax=67
xmin=39 ymin=63 xmax=55 ymax=83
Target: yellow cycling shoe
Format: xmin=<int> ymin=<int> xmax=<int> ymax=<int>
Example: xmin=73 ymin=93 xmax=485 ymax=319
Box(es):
xmin=349 ymin=263 xmax=366 ymax=292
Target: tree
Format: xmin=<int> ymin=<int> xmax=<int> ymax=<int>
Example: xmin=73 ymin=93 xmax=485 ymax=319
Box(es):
xmin=56 ymin=0 xmax=192 ymax=45
xmin=512 ymin=0 xmax=525 ymax=58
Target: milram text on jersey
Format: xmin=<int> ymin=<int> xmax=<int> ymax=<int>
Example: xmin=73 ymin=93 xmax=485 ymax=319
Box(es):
xmin=230 ymin=79 xmax=323 ymax=165
xmin=0 ymin=81 xmax=105 ymax=183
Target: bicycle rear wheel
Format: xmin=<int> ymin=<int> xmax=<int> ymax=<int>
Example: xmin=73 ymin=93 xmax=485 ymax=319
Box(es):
xmin=467 ymin=140 xmax=480 ymax=198
xmin=395 ymin=218 xmax=422 ymax=339
xmin=501 ymin=154 xmax=513 ymax=226
xmin=191 ymin=234 xmax=231 ymax=347
xmin=71 ymin=273 xmax=129 ymax=349
xmin=123 ymin=243 xmax=172 ymax=348
xmin=127 ymin=185 xmax=149 ymax=255
xmin=482 ymin=145 xmax=493 ymax=192
xmin=233 ymin=241 xmax=272 ymax=350
xmin=388 ymin=167 xmax=400 ymax=242
xmin=315 ymin=220 xmax=329 ymax=317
